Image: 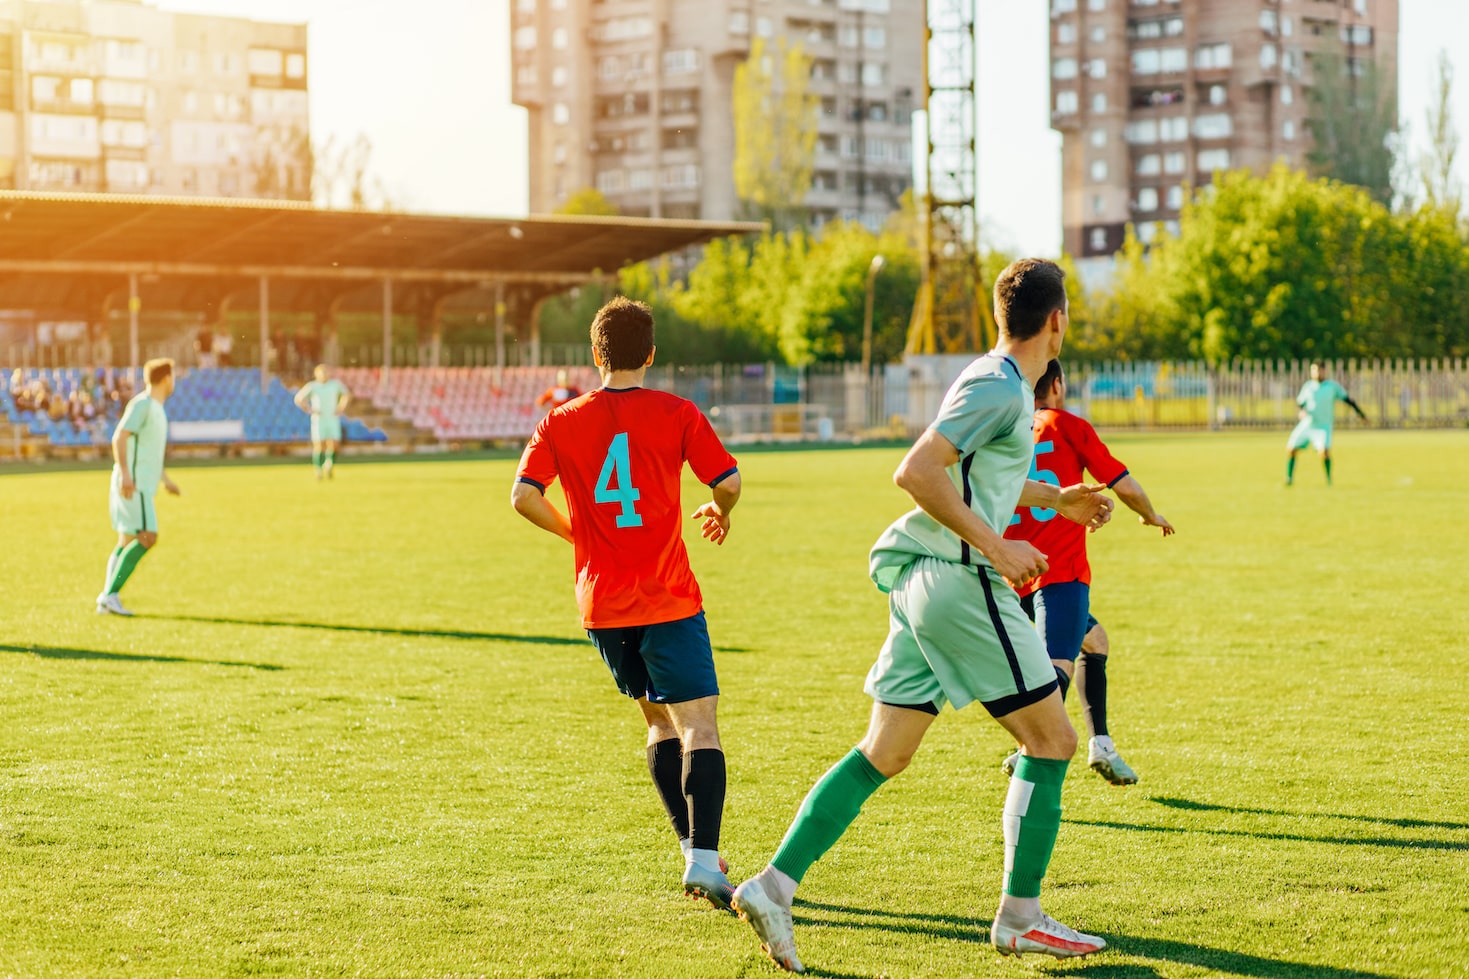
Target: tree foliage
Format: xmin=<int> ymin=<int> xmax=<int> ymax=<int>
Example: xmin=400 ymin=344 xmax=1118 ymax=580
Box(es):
xmin=1306 ymin=39 xmax=1399 ymax=204
xmin=555 ymin=188 xmax=620 ymax=217
xmin=1419 ymin=49 xmax=1462 ymax=215
xmin=732 ymin=37 xmax=819 ymax=231
xmin=1086 ymin=165 xmax=1469 ymax=363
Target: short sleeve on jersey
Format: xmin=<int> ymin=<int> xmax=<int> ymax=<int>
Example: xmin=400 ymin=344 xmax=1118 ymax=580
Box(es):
xmin=516 ymin=415 xmax=559 ymax=492
xmin=1325 ymin=380 xmax=1347 ymax=401
xmin=118 ymin=395 xmax=150 ymax=435
xmin=1069 ymin=414 xmax=1129 ymax=487
xmin=930 ymin=373 xmax=1023 ymax=455
xmin=681 ymin=404 xmax=738 ymax=486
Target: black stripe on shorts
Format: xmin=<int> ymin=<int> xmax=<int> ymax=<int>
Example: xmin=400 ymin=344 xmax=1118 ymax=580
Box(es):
xmin=975 ymin=565 xmax=1026 ymax=694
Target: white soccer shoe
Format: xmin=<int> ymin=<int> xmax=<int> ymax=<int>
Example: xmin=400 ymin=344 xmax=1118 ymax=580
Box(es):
xmin=731 ymin=877 xmax=805 ymax=974
xmin=991 ymin=912 xmax=1106 ymax=959
xmin=1088 ymin=739 xmax=1139 ymax=785
xmin=95 ymin=593 xmax=134 ymax=617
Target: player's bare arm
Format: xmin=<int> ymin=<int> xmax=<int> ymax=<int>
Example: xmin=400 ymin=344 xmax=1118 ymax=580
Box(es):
xmin=111 ymin=424 xmax=136 ymax=498
xmin=511 ymin=480 xmax=574 ymax=543
xmin=337 ymin=392 xmax=351 ymax=415
xmin=691 ymin=471 xmax=740 ymax=546
xmin=1018 ymin=480 xmax=1113 ymax=531
xmin=1111 ymin=475 xmax=1173 ymax=535
xmin=894 ymin=429 xmax=1049 ymax=587
xmin=161 ymin=470 xmax=182 ymax=496
xmin=293 ymin=388 xmax=313 ymax=413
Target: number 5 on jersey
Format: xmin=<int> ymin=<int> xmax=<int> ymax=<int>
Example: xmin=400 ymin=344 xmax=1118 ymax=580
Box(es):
xmin=595 ymin=432 xmax=643 ymax=528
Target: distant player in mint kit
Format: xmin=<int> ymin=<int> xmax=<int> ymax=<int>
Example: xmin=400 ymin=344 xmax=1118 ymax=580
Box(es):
xmin=295 ymin=364 xmax=351 ymax=480
xmin=512 ymin=296 xmax=743 ymax=910
xmin=1286 ymin=361 xmax=1368 ymax=486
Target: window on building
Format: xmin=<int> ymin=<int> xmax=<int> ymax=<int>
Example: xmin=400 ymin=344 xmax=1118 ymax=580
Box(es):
xmin=1087 ymin=58 xmax=1107 ymax=78
xmin=1136 ymin=153 xmax=1161 ymax=175
xmin=1087 ymin=0 xmax=1105 ymax=10
xmin=756 ymin=17 xmax=773 ymax=36
xmin=1160 ymin=116 xmax=1188 ymax=141
xmin=1283 ymin=119 xmax=1296 ymax=141
xmin=553 ymin=142 xmax=567 ymax=164
xmin=1198 ymin=148 xmax=1231 ymax=171
xmin=1055 ymin=90 xmax=1078 ymax=114
xmin=1160 ymin=47 xmax=1188 ymax=71
xmin=1092 ymin=93 xmax=1107 ymax=112
xmin=517 ymin=0 xmax=535 ymax=10
xmin=1092 ymin=193 xmax=1104 ymax=216
xmin=551 ymin=66 xmax=567 ymax=87
xmin=1209 ymin=84 xmax=1227 ymax=105
xmin=1131 ymin=49 xmax=1160 ymax=75
xmin=1090 ymin=228 xmax=1107 ymax=252
xmin=1090 ymin=159 xmax=1108 ymax=181
xmin=1092 ymin=26 xmax=1106 ymax=43
xmin=1193 ymin=113 xmax=1232 ymax=139
xmin=1260 ymin=9 xmax=1278 ymax=34
xmin=1281 ymin=84 xmax=1294 ymax=105
xmin=663 ymin=49 xmax=699 ymax=75
xmin=1282 ymin=16 xmax=1293 ymax=37
xmin=1090 ymin=128 xmax=1107 ymax=148
xmin=1164 ymin=151 xmax=1186 ymax=174
xmin=862 ymin=63 xmax=885 ymax=86
xmin=596 ymin=169 xmax=625 ymax=193
xmin=1195 ymin=43 xmax=1231 ymax=69
xmin=1052 ymin=0 xmax=1077 ymax=13
xmin=1260 ymin=44 xmax=1277 ymax=69
xmin=729 ymin=11 xmax=749 ymax=33
xmin=247 ymin=48 xmax=279 ymax=75
xmin=1126 ymin=120 xmax=1159 ymax=144
xmin=1137 ymin=187 xmax=1158 ymax=211
xmin=1054 ymin=58 xmax=1078 ymax=80
xmin=1058 ymin=22 xmax=1076 ymax=44
xmin=1138 ymin=221 xmax=1157 ymax=244
xmin=864 ymin=26 xmax=886 ymax=48
xmin=552 ymin=102 xmax=569 ymax=125
xmin=552 ymin=28 xmax=568 ymax=49
xmin=1167 ymin=185 xmax=1184 ymax=209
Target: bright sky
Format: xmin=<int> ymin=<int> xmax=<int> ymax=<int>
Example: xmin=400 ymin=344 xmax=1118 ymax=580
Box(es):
xmin=161 ymin=0 xmax=1469 ymax=256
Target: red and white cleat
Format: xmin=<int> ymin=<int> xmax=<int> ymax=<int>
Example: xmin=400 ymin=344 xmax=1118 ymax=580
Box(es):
xmin=991 ymin=913 xmax=1106 ymax=959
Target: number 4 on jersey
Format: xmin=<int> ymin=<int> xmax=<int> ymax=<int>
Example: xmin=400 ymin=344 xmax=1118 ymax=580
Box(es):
xmin=595 ymin=432 xmax=643 ymax=528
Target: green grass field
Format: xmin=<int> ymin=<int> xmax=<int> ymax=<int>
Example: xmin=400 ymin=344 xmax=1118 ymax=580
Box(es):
xmin=2 ymin=431 xmax=1466 ymax=978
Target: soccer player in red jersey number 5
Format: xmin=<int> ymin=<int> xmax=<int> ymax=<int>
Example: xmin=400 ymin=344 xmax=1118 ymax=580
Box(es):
xmin=1004 ymin=359 xmax=1174 ymax=785
xmin=511 ymin=296 xmax=743 ymax=910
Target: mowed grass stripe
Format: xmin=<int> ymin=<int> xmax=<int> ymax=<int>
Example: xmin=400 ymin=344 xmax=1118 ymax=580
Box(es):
xmin=0 ymin=431 xmax=1465 ymax=977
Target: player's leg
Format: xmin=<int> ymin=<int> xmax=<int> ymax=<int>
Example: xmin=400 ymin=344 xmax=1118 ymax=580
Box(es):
xmin=1002 ymin=583 xmax=1087 ymax=776
xmin=639 ymin=612 xmax=731 ymax=908
xmin=311 ymin=437 xmax=324 ymax=478
xmin=637 ymin=698 xmax=692 ymax=859
xmin=1286 ymin=422 xmax=1311 ymax=484
xmin=1321 ymin=447 xmax=1332 ymax=485
xmin=1078 ymin=621 xmax=1137 ymax=785
xmin=323 ymin=438 xmax=338 ymax=478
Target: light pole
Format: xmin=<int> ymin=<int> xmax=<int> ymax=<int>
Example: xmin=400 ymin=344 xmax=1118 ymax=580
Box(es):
xmin=861 ymin=254 xmax=885 ymax=376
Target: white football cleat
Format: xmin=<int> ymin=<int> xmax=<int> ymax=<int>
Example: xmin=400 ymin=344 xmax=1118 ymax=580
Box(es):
xmin=96 ymin=593 xmax=134 ymax=617
xmin=732 ymin=877 xmax=805 ymax=973
xmin=991 ymin=912 xmax=1106 ymax=959
xmin=1088 ymin=738 xmax=1139 ymax=785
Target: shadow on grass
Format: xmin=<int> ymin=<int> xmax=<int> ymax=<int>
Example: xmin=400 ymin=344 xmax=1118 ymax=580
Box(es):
xmin=1 ymin=642 xmax=282 ymax=671
xmin=1151 ymin=795 xmax=1469 ymax=832
xmin=791 ymin=900 xmax=1395 ymax=979
xmin=1067 ymin=816 xmax=1467 ymax=851
xmin=145 ymin=614 xmax=585 ymax=646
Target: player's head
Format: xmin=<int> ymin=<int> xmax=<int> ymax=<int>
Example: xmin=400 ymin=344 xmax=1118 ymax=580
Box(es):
xmin=994 ymin=259 xmax=1068 ymax=353
xmin=314 ymin=364 xmax=330 ymax=382
xmin=1309 ymin=361 xmax=1325 ymax=381
xmin=1034 ymin=358 xmax=1066 ymax=408
xmin=590 ymin=296 xmax=656 ymax=372
xmin=555 ymin=369 xmax=570 ymax=386
xmin=143 ymin=358 xmax=175 ymax=398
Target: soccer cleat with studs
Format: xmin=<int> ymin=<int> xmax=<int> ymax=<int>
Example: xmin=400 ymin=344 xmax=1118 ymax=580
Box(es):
xmin=732 ymin=878 xmax=805 ymax=973
xmin=1088 ymin=739 xmax=1139 ymax=785
xmin=682 ymin=862 xmax=734 ymax=912
xmin=991 ymin=912 xmax=1106 ymax=959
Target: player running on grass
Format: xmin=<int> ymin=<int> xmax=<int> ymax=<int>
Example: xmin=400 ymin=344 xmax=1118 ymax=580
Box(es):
xmin=1002 ymin=358 xmax=1174 ymax=786
xmin=731 ymin=259 xmax=1113 ymax=973
xmin=96 ymin=359 xmax=181 ymax=616
xmin=1286 ymin=361 xmax=1368 ymax=486
xmin=294 ymin=364 xmax=351 ymax=480
xmin=512 ymin=296 xmax=743 ymax=910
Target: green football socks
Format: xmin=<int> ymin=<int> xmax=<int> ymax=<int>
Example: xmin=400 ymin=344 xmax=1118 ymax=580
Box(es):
xmin=1286 ymin=455 xmax=1296 ymax=483
xmin=312 ymin=449 xmax=323 ymax=471
xmin=1324 ymin=457 xmax=1332 ymax=484
xmin=770 ymin=748 xmax=888 ymax=883
xmin=103 ymin=546 xmax=123 ymax=593
xmin=104 ymin=540 xmax=149 ymax=596
xmin=1002 ymin=755 xmax=1069 ymax=899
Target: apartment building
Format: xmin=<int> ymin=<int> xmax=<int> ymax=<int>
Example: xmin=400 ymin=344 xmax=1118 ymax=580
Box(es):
xmin=1050 ymin=0 xmax=1398 ymax=258
xmin=0 ymin=0 xmax=309 ymax=198
xmin=510 ymin=0 xmax=922 ymax=228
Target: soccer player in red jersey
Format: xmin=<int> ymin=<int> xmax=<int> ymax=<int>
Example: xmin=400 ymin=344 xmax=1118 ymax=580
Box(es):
xmin=511 ymin=296 xmax=743 ymax=910
xmin=534 ymin=368 xmax=583 ymax=411
xmin=1004 ymin=359 xmax=1174 ymax=785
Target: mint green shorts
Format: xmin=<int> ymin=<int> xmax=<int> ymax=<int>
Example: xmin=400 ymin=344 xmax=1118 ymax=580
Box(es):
xmin=109 ymin=484 xmax=157 ymax=535
xmin=312 ymin=414 xmax=343 ymax=442
xmin=864 ymin=557 xmax=1059 ymax=716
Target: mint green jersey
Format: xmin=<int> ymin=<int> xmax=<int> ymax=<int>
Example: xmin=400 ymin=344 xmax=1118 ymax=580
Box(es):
xmin=115 ymin=392 xmax=169 ymax=491
xmin=300 ymin=379 xmax=348 ymax=418
xmin=870 ymin=353 xmax=1034 ymax=591
xmin=1297 ymin=379 xmax=1349 ymax=429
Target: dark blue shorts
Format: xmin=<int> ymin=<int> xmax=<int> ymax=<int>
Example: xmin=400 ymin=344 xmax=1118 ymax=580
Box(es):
xmin=1019 ymin=581 xmax=1100 ymax=663
xmin=586 ymin=611 xmax=719 ymax=704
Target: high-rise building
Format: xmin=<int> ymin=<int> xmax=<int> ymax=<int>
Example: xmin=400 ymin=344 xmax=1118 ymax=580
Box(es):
xmin=1050 ymin=0 xmax=1398 ymax=259
xmin=0 ymin=0 xmax=310 ymax=198
xmin=510 ymin=0 xmax=922 ymax=227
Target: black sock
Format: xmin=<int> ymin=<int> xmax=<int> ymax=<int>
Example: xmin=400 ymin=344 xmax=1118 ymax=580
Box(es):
xmin=1054 ymin=665 xmax=1071 ymax=700
xmin=1078 ymin=653 xmax=1109 ymax=738
xmin=646 ymin=738 xmax=690 ymax=841
xmin=682 ymin=748 xmax=726 ymax=852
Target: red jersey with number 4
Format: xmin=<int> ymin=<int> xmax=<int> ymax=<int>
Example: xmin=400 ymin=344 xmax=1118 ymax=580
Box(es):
xmin=1004 ymin=407 xmax=1129 ymax=598
xmin=516 ymin=387 xmax=739 ymax=629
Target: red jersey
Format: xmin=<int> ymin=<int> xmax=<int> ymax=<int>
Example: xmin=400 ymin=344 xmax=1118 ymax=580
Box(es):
xmin=536 ymin=384 xmax=582 ymax=409
xmin=516 ymin=387 xmax=738 ymax=629
xmin=1004 ymin=407 xmax=1128 ymax=597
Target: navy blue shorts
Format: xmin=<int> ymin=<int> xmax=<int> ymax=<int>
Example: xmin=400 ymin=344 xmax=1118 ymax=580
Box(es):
xmin=1019 ymin=581 xmax=1100 ymax=663
xmin=586 ymin=610 xmax=719 ymax=704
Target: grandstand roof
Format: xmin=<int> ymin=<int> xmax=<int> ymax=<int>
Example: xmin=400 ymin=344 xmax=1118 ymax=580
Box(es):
xmin=0 ymin=191 xmax=764 ymax=313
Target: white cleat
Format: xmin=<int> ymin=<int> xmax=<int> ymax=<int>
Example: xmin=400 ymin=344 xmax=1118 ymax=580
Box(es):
xmin=991 ymin=912 xmax=1106 ymax=959
xmin=96 ymin=593 xmax=134 ymax=617
xmin=731 ymin=878 xmax=805 ymax=974
xmin=1088 ymin=739 xmax=1139 ymax=785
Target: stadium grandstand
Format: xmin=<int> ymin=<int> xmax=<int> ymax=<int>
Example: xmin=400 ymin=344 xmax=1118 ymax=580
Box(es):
xmin=0 ymin=191 xmax=760 ymax=459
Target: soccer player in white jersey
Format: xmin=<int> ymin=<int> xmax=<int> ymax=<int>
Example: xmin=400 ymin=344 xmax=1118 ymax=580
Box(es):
xmin=295 ymin=364 xmax=351 ymax=480
xmin=97 ymin=359 xmax=181 ymax=616
xmin=731 ymin=260 xmax=1115 ymax=972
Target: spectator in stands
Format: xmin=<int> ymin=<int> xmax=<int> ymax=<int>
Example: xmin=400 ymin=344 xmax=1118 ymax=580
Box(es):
xmin=67 ymin=390 xmax=85 ymax=429
xmin=535 ymin=370 xmax=583 ymax=412
xmin=10 ymin=369 xmax=31 ymax=410
xmin=47 ymin=385 xmax=67 ymax=422
xmin=216 ymin=330 xmax=234 ymax=367
xmin=195 ymin=326 xmax=217 ymax=369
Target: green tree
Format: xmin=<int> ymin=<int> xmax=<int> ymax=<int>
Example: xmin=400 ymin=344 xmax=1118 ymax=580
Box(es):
xmin=732 ymin=37 xmax=819 ymax=231
xmin=555 ymin=188 xmax=619 ymax=216
xmin=1419 ymin=49 xmax=1462 ymax=214
xmin=1306 ymin=39 xmax=1399 ymax=204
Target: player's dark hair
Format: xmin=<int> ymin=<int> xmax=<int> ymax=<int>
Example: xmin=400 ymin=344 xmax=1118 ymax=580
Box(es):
xmin=144 ymin=358 xmax=174 ymax=386
xmin=994 ymin=258 xmax=1067 ymax=341
xmin=1034 ymin=359 xmax=1064 ymax=400
xmin=590 ymin=296 xmax=655 ymax=371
